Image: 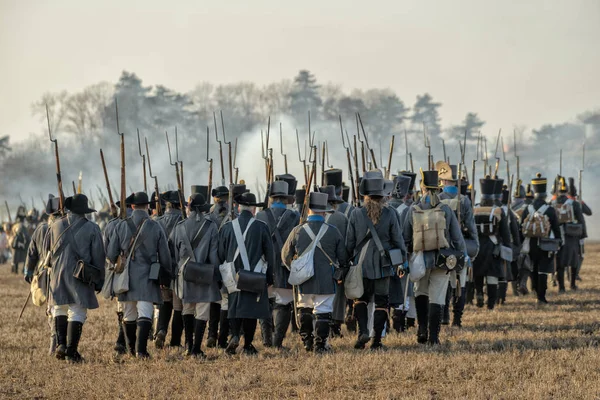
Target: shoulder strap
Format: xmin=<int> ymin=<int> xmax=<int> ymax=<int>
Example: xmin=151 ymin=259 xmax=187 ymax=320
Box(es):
xmin=232 ymin=218 xmax=254 ymax=271
xmin=538 ymin=204 xmax=549 ymax=215
xmin=128 ymin=218 xmax=149 ymax=262
xmin=66 ymin=218 xmax=91 ymax=261
xmin=303 ymin=224 xmax=337 ymax=266
xmin=361 ymin=208 xmax=385 ymax=257
xmin=343 ymin=205 xmax=352 ymax=217
xmin=182 ymin=219 xmax=208 ymax=263
xmin=266 ymin=209 xmax=286 ymax=250
xmin=50 ymin=218 xmax=86 ymax=259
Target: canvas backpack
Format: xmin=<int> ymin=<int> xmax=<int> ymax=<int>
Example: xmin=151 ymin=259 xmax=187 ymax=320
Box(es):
xmin=411 ymin=204 xmax=449 ymax=252
xmin=522 ymin=204 xmax=551 ymax=238
xmin=473 ymin=206 xmax=502 ymax=236
xmin=554 ymin=199 xmax=575 ymax=224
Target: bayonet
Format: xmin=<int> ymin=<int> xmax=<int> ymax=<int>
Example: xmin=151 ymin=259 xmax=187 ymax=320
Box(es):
xmin=100 ymin=149 xmax=117 ymax=218
xmin=115 ymin=98 xmax=126 ymax=219
xmin=221 ymin=111 xmax=233 ymax=185
xmin=280 ymin=123 xmax=288 ymax=174
xmin=47 ymin=103 xmax=65 ymax=215
xmin=145 ymin=137 xmax=162 ymax=216
xmin=136 ymin=129 xmax=147 ymax=193
xmin=166 ymin=130 xmax=186 ymax=219
xmin=213 ymin=112 xmax=225 ymax=185
xmin=357 ymin=113 xmax=378 ymax=169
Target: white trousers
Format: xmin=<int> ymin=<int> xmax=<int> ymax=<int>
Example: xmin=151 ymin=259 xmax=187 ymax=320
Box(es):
xmin=450 ymin=268 xmax=468 ymax=289
xmin=367 ymin=300 xmax=388 ymax=338
xmin=415 ymin=268 xmax=450 ymax=305
xmin=121 ymin=301 xmax=154 ymax=322
xmin=182 ymin=302 xmax=211 ymax=320
xmin=297 ymin=294 xmax=334 ymax=314
xmin=272 ymin=288 xmax=294 ymax=305
xmin=53 ymin=304 xmax=87 ymax=323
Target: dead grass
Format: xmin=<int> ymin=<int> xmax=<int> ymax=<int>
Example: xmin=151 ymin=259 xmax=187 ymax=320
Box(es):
xmin=2 ymin=245 xmax=600 ymax=399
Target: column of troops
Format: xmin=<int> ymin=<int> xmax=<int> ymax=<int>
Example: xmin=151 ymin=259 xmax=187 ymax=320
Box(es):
xmin=4 ymin=162 xmax=590 ymax=362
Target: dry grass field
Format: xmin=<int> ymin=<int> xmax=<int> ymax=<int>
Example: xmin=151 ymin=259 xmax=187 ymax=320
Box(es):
xmin=2 ymin=245 xmax=600 ymax=399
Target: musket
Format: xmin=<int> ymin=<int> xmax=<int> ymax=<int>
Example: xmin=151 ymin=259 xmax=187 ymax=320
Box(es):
xmin=340 ymin=117 xmax=357 ymax=206
xmin=46 ymin=103 xmax=65 ymax=215
xmin=442 ymin=139 xmax=447 ymax=164
xmin=300 ymin=146 xmax=317 ymax=223
xmin=213 ymin=112 xmax=225 ymax=185
xmin=386 ymin=135 xmax=395 ymax=180
xmin=77 ymin=171 xmax=83 ymax=194
xmin=404 ymin=130 xmax=409 ymax=171
xmin=559 ymin=149 xmax=562 ymax=176
xmin=145 ymin=138 xmax=162 ymax=216
xmin=175 ymin=127 xmax=185 ymax=201
xmin=296 ymin=129 xmax=308 ymax=185
xmin=115 ymin=99 xmax=126 ymax=220
xmin=137 ymin=129 xmax=147 ymax=193
xmin=357 ymin=113 xmax=378 ymax=169
xmin=280 ymin=123 xmax=288 ymax=174
xmin=203 ymin=127 xmax=213 ymax=202
xmin=320 ymin=141 xmax=326 ymax=186
xmin=166 ymin=130 xmax=186 ymax=219
xmin=579 ymin=143 xmax=585 ymax=200
xmin=513 ymin=129 xmax=520 ymax=182
xmin=471 ymin=132 xmax=480 ymax=206
xmin=221 ymin=111 xmax=234 ymax=185
xmin=18 ymin=194 xmax=26 ymax=207
xmin=325 ymin=141 xmax=334 ymax=169
xmin=72 ymin=181 xmax=76 ymax=196
xmin=423 ymin=126 xmax=432 ymax=170
xmin=353 ymin=134 xmax=360 ymax=202
xmin=4 ymin=201 xmax=12 ymax=224
xmin=379 ymin=138 xmax=385 ymax=178
xmin=482 ymin=135 xmax=488 ymax=177
xmin=409 ymin=153 xmax=414 ymax=173
xmin=356 ymin=114 xmax=367 ymax=173
xmin=493 ymin=129 xmax=502 ymax=178
xmin=233 ymin=137 xmax=239 ymax=184
xmin=100 ymin=149 xmax=118 ymax=218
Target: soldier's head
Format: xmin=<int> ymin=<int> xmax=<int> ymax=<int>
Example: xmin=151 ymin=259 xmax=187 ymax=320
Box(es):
xmin=129 ymin=192 xmax=151 ymax=212
xmin=236 ymin=192 xmax=259 ymax=216
xmin=557 ymin=176 xmax=568 ymax=194
xmin=531 ymin=173 xmax=548 ymax=200
xmin=64 ymin=194 xmax=96 ymax=216
xmin=269 ymin=181 xmax=292 ymax=207
xmin=307 ymin=192 xmax=333 ymax=217
xmin=317 ymin=185 xmax=343 ymax=210
xmin=188 ymin=193 xmax=210 ymax=214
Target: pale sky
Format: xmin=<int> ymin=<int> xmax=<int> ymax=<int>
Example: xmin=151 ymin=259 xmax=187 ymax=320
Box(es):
xmin=1 ymin=0 xmax=599 ymax=142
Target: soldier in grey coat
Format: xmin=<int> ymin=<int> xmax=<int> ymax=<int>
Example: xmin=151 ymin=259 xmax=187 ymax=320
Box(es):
xmin=107 ymin=192 xmax=172 ymax=358
xmin=347 ymin=173 xmax=406 ymax=350
xmin=172 ymin=191 xmax=219 ymax=358
xmin=154 ymin=190 xmax=184 ymax=349
xmin=282 ymin=192 xmax=348 ymax=353
xmin=218 ymin=192 xmax=276 ymax=355
xmin=47 ymin=194 xmax=105 ymax=363
xmin=256 ymin=181 xmax=300 ymax=349
xmin=403 ymin=170 xmax=466 ymax=345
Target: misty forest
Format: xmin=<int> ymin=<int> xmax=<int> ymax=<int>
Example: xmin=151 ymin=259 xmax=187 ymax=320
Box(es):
xmin=1 ymin=70 xmax=598 ymax=228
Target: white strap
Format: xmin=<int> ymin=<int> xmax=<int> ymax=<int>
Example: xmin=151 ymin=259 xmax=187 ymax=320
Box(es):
xmin=325 ymin=213 xmax=332 ymax=223
xmin=489 ymin=206 xmax=497 ymax=222
xmin=300 ymin=224 xmax=329 ymax=256
xmin=232 ymin=218 xmax=255 ymax=271
xmin=538 ymin=204 xmax=549 ymax=215
xmin=344 ymin=205 xmax=352 ymax=217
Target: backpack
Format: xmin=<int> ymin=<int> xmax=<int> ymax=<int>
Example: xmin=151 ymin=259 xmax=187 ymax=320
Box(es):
xmin=411 ymin=204 xmax=449 ymax=252
xmin=522 ymin=204 xmax=551 ymax=238
xmin=473 ymin=206 xmax=502 ymax=236
xmin=440 ymin=198 xmax=460 ymax=213
xmin=554 ymin=199 xmax=575 ymax=224
xmin=512 ymin=202 xmax=528 ymax=220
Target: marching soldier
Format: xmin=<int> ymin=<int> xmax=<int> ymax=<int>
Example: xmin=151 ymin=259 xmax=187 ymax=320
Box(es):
xmin=567 ymin=178 xmax=590 ymax=281
xmin=282 ymin=192 xmax=348 ymax=353
xmin=47 ymin=194 xmax=105 ymax=362
xmin=9 ymin=206 xmax=30 ymax=275
xmin=436 ymin=162 xmax=478 ymax=327
xmin=218 ymin=192 xmax=275 ymax=355
xmin=154 ymin=190 xmax=184 ymax=349
xmin=324 ymin=169 xmax=354 ymax=218
xmin=172 ymin=189 xmax=219 ymax=358
xmin=107 ymin=192 xmax=172 ymax=358
xmin=24 ymin=194 xmax=60 ymax=355
xmin=552 ymin=177 xmax=586 ymax=292
xmin=403 ymin=169 xmax=465 ymax=345
xmin=347 ymin=172 xmax=406 ymax=350
xmin=256 ymin=181 xmax=300 ymax=349
xmin=519 ymin=173 xmax=561 ymax=304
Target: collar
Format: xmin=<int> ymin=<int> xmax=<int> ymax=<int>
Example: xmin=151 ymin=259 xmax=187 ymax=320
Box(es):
xmin=443 ymin=186 xmax=458 ymax=195
xmin=307 ymin=215 xmax=324 ymax=222
xmin=270 ymin=202 xmax=286 ymax=209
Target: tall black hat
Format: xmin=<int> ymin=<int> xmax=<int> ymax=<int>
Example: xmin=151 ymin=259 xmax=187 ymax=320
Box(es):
xmin=399 ymin=171 xmax=417 ymax=193
xmin=308 ymin=192 xmax=334 ymax=213
xmin=359 ymin=176 xmax=385 ymax=197
xmin=191 ymin=185 xmax=210 ymax=198
xmin=45 ymin=194 xmax=60 ymax=215
xmin=393 ymin=175 xmax=411 ymax=198
xmin=531 ymin=173 xmax=547 ymax=194
xmin=65 ymin=194 xmax=96 ymax=214
xmin=479 ymin=176 xmax=496 ymax=199
xmin=276 ymin=174 xmax=298 ymax=195
xmin=568 ymin=177 xmax=577 ymax=197
xmin=323 ymin=169 xmax=343 ymax=189
xmin=342 ymin=184 xmax=350 ymax=203
xmin=318 ymin=185 xmax=343 ymax=204
xmin=189 ymin=192 xmax=211 ymax=213
xmin=129 ymin=192 xmax=151 ymax=206
xmin=232 ymin=184 xmax=247 ymax=197
xmin=557 ymin=175 xmax=568 ymax=193
xmin=269 ymin=181 xmax=291 ymax=198
xmin=383 ymin=180 xmax=395 ymax=197
xmin=420 ymin=169 xmax=439 ymax=190
xmin=295 ymin=188 xmax=306 ymax=205
xmin=493 ymin=178 xmax=504 ymax=198
xmin=460 ymin=177 xmax=469 ymax=196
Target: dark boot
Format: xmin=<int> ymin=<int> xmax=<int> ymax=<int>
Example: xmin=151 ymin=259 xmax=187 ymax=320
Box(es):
xmin=570 ymin=266 xmax=578 ymax=290
xmin=442 ymin=283 xmax=451 ymax=325
xmin=114 ymin=311 xmax=126 ymax=354
xmin=452 ymin=287 xmax=466 ymax=327
xmin=475 ymin=276 xmax=485 ymax=308
xmin=154 ymin=301 xmax=173 ymax=349
xmin=259 ymin=317 xmax=273 ymax=348
xmin=392 ymin=308 xmax=405 ymax=333
xmin=169 ymin=310 xmax=183 ymax=347
xmin=182 ymin=314 xmax=195 ymax=356
xmin=427 ymin=304 xmax=443 ymax=345
xmin=511 ymin=281 xmax=519 ymax=297
xmin=371 ymin=309 xmax=388 ymax=350
xmin=353 ymin=302 xmax=370 ymax=349
xmin=415 ymin=295 xmax=429 ymax=344
xmin=314 ymin=313 xmax=331 ymax=354
xmin=191 ymin=319 xmax=207 ymax=358
xmin=486 ymin=284 xmax=498 ymax=310
xmin=123 ymin=321 xmax=137 ymax=356
xmin=49 ymin=316 xmax=57 ymax=356
xmin=272 ymin=304 xmax=292 ymax=348
xmin=345 ymin=300 xmax=357 ymax=332
xmin=242 ymin=319 xmax=258 ymax=355
xmin=66 ymin=321 xmax=84 ymax=363
xmin=226 ymin=319 xmax=241 ymax=355
xmin=465 ymin=281 xmax=475 ymax=305
xmin=537 ymin=274 xmax=548 ymax=304
xmin=556 ymin=267 xmax=566 ymax=293
xmin=136 ymin=318 xmax=152 ymax=358
xmin=498 ymin=281 xmax=507 ymax=304
xmin=54 ymin=315 xmax=68 ymax=360
xmin=217 ymin=310 xmax=230 ymax=349
xmin=518 ymin=269 xmax=530 ymax=295
xmin=299 ymin=308 xmax=314 ymax=352
xmin=206 ymin=302 xmax=221 ymax=348
xmin=406 ymin=317 xmax=415 ymax=328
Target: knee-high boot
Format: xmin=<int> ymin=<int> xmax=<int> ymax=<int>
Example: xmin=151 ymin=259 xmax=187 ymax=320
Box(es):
xmin=54 ymin=315 xmax=68 ymax=360
xmin=518 ymin=268 xmax=530 ymax=295
xmin=556 ymin=266 xmax=566 ymax=292
xmin=155 ymin=301 xmax=172 ymax=349
xmin=217 ymin=309 xmax=230 ymax=349
xmin=136 ymin=318 xmax=152 ymax=358
xmin=66 ymin=321 xmax=84 ymax=363
xmin=497 ymin=281 xmax=507 ymax=304
xmin=570 ymin=266 xmax=578 ymax=290
xmin=123 ymin=320 xmax=137 ymax=356
xmin=242 ymin=319 xmax=258 ymax=355
xmin=192 ymin=319 xmax=207 ymax=358
xmin=206 ymin=302 xmax=221 ymax=348
xmin=182 ymin=314 xmax=195 ymax=355
xmin=353 ymin=302 xmax=369 ymax=349
xmin=115 ymin=311 xmax=126 ymax=354
xmin=259 ymin=299 xmax=274 ymax=347
xmin=486 ymin=284 xmax=498 ymax=310
xmin=415 ymin=295 xmax=429 ymax=344
xmin=169 ymin=310 xmax=183 ymax=347
xmin=465 ymin=280 xmax=475 ymax=305
xmin=428 ymin=304 xmax=443 ymax=345
xmin=452 ymin=287 xmax=466 ymax=327
xmin=391 ymin=307 xmax=406 ymax=333
xmin=371 ymin=309 xmax=388 ymax=350
xmin=537 ymin=274 xmax=548 ymax=303
xmin=474 ymin=276 xmax=485 ymax=308
xmin=314 ymin=313 xmax=331 ymax=353
xmin=272 ymin=303 xmax=292 ymax=348
xmin=299 ymin=308 xmax=314 ymax=351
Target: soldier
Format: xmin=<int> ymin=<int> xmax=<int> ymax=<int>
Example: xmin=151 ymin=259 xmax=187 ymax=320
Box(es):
xmin=47 ymin=194 xmax=105 ymax=362
xmin=519 ymin=173 xmax=561 ymax=304
xmin=567 ymin=178 xmax=590 ymax=282
xmin=282 ymin=192 xmax=348 ymax=353
xmin=107 ymin=192 xmax=172 ymax=358
xmin=471 ymin=177 xmax=511 ymax=309
xmin=218 ymin=192 xmax=275 ymax=355
xmin=154 ymin=190 xmax=184 ymax=349
xmin=9 ymin=206 xmax=30 ymax=274
xmin=256 ymin=181 xmax=300 ymax=349
xmin=172 ymin=189 xmax=219 ymax=358
xmin=436 ymin=162 xmax=479 ymax=327
xmin=324 ymin=169 xmax=354 ymax=218
xmin=0 ymin=224 xmax=8 ymax=264
xmin=347 ymin=172 xmax=406 ymax=350
xmin=403 ymin=169 xmax=465 ymax=345
xmin=498 ymin=184 xmax=521 ymax=304
xmin=24 ymin=194 xmax=60 ymax=355
xmin=552 ymin=177 xmax=586 ymax=292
